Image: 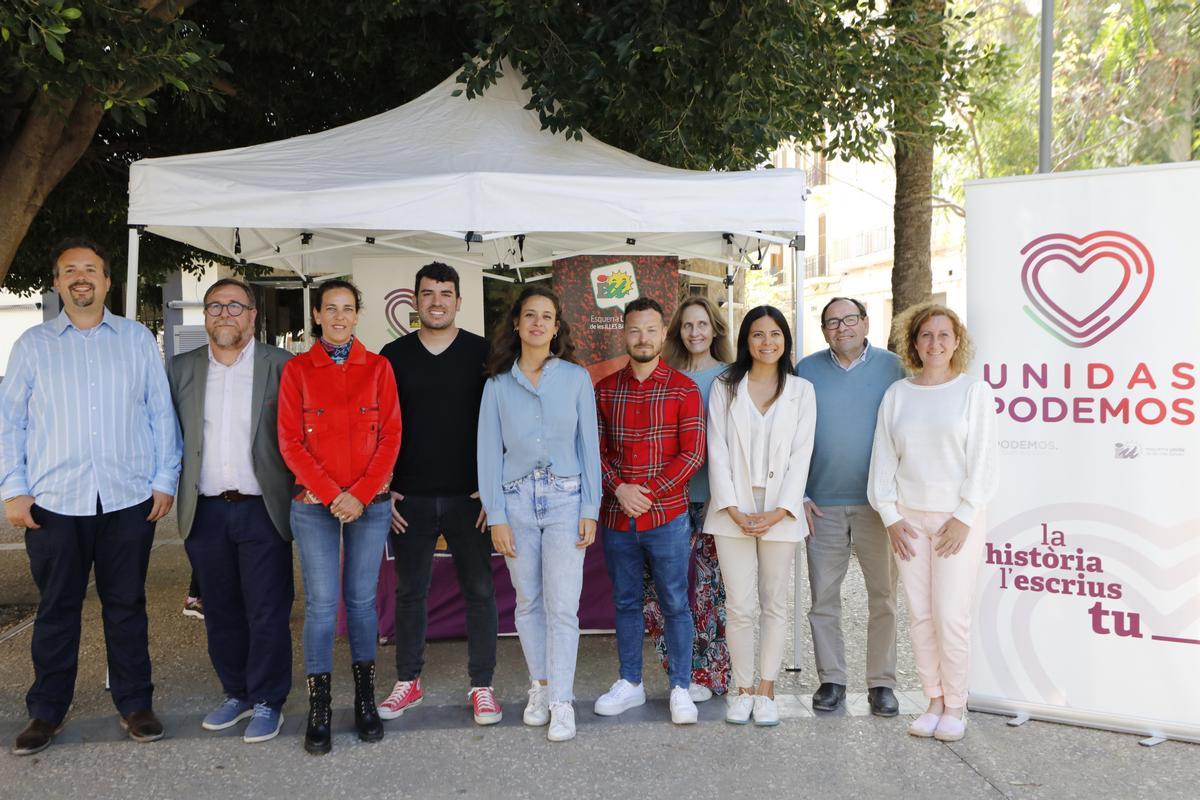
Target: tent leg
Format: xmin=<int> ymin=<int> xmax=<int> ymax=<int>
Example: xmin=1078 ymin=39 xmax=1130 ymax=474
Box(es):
xmin=791 ymin=237 xmax=807 ymax=672
xmin=725 ymin=267 xmax=735 ymax=341
xmin=125 ymin=227 xmax=141 ymax=319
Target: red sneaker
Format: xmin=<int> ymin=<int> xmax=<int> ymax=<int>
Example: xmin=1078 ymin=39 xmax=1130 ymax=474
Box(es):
xmin=377 ymin=677 xmax=423 ymax=720
xmin=469 ymin=686 xmax=502 ymax=725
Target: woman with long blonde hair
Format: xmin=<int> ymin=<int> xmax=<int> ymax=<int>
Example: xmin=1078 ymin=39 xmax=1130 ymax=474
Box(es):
xmin=642 ymin=295 xmax=734 ymax=701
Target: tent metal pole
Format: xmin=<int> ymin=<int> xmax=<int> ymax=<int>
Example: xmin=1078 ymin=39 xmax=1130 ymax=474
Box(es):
xmin=300 ymin=237 xmax=311 ymax=351
xmin=725 ymin=267 xmax=735 ymax=339
xmin=791 ymin=234 xmax=807 ymax=672
xmin=125 ymin=227 xmax=141 ymax=319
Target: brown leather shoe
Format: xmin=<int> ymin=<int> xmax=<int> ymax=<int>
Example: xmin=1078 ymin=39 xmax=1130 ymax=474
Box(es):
xmin=12 ymin=718 xmax=62 ymax=756
xmin=120 ymin=709 xmax=165 ymax=743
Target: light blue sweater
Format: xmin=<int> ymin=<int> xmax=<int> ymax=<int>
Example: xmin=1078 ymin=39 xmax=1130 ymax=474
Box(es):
xmin=796 ymin=345 xmax=906 ymax=507
xmin=684 ymin=363 xmax=727 ymax=504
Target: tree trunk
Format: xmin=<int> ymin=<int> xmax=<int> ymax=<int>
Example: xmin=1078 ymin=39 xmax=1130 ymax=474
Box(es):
xmin=887 ymin=0 xmax=945 ymax=351
xmin=0 ymin=91 xmax=106 ymax=287
xmin=889 ymin=135 xmax=934 ymax=350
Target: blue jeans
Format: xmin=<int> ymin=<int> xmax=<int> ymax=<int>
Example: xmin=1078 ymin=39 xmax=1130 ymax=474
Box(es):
xmin=503 ymin=469 xmax=586 ymax=704
xmin=602 ymin=512 xmax=693 ymax=689
xmin=291 ymin=499 xmax=391 ymax=674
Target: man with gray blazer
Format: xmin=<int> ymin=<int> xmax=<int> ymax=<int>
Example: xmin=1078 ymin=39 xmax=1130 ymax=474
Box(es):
xmin=167 ymin=277 xmax=295 ymax=744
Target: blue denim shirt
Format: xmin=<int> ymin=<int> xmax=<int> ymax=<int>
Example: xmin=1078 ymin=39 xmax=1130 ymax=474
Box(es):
xmin=477 ymin=358 xmax=601 ymax=525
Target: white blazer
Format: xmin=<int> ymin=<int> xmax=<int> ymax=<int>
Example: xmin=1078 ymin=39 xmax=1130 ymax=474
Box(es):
xmin=703 ymin=373 xmax=817 ymax=542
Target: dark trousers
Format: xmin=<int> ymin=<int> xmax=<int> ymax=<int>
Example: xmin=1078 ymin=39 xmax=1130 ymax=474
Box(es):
xmin=25 ymin=497 xmax=156 ymax=723
xmin=391 ymin=494 xmax=496 ymax=686
xmin=186 ymin=496 xmax=294 ymax=708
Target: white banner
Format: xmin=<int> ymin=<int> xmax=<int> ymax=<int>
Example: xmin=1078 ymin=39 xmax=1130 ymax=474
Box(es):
xmin=966 ymin=163 xmax=1200 ymax=743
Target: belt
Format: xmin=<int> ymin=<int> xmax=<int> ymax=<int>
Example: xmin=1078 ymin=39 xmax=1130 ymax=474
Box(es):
xmin=201 ymin=490 xmax=260 ymax=503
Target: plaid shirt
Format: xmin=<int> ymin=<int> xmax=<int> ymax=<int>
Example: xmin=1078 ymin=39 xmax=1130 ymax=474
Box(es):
xmin=595 ymin=359 xmax=706 ymax=531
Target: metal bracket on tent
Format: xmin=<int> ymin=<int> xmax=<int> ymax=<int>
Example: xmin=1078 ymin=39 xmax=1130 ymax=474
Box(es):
xmin=723 ymin=274 xmax=735 ymax=288
xmin=790 ymin=235 xmax=805 ymax=251
xmin=301 ymin=232 xmax=313 ymax=245
xmin=626 ymin=238 xmax=636 ymax=246
xmin=516 ymin=234 xmax=525 ymax=261
xmin=365 ymin=237 xmax=375 ymax=245
xmin=1006 ymin=712 xmax=1031 ymax=727
xmin=234 ymin=227 xmax=242 ymax=255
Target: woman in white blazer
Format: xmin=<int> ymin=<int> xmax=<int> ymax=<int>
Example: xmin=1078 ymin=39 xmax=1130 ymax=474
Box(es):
xmin=704 ymin=306 xmax=816 ymax=726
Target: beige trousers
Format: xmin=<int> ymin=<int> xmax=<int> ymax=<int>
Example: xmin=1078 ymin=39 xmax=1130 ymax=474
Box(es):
xmin=713 ymin=489 xmax=796 ymax=689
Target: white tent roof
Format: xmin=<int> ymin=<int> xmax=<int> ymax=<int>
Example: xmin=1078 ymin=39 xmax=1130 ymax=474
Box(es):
xmin=127 ymin=63 xmax=805 ymax=278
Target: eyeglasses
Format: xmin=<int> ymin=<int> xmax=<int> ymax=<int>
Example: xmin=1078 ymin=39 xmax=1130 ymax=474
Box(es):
xmin=822 ymin=314 xmax=863 ymax=330
xmin=204 ymin=301 xmax=253 ymax=317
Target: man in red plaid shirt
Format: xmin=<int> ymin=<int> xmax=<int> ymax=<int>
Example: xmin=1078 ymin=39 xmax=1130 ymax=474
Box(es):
xmin=592 ymin=297 xmax=706 ymax=725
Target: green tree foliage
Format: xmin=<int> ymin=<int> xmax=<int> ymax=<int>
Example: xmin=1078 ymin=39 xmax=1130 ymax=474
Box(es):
xmin=4 ymin=0 xmax=985 ymax=327
xmin=946 ymin=0 xmax=1198 ymax=188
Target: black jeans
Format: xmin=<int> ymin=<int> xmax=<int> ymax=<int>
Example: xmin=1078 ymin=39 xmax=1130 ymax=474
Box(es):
xmin=186 ymin=496 xmax=294 ymax=708
xmin=25 ymin=497 xmax=156 ymax=723
xmin=391 ymin=494 xmax=497 ymax=686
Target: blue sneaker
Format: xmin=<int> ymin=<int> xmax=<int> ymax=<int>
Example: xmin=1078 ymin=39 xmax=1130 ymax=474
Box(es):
xmin=242 ymin=703 xmax=283 ymax=743
xmin=202 ymin=697 xmax=253 ymax=731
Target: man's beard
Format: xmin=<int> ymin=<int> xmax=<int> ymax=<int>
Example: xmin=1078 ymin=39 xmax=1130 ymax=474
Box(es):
xmin=211 ymin=326 xmax=246 ymax=348
xmin=419 ymin=309 xmax=453 ymax=330
xmin=628 ymin=347 xmax=661 ymax=364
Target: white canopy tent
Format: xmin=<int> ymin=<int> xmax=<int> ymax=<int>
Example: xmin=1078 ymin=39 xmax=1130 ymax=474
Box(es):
xmin=126 ymin=63 xmax=806 ymax=331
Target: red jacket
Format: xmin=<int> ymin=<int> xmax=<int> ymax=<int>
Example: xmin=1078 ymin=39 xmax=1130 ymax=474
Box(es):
xmin=278 ymin=339 xmax=402 ymax=506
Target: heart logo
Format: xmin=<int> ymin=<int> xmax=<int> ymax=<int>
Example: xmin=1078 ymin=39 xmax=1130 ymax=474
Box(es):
xmin=1020 ymin=231 xmax=1154 ymax=348
xmin=385 ymin=287 xmax=417 ymax=338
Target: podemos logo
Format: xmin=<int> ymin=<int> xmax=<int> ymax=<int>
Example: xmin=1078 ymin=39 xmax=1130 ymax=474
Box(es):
xmin=1020 ymin=230 xmax=1154 ymax=348
xmin=590 ymin=262 xmax=639 ymax=310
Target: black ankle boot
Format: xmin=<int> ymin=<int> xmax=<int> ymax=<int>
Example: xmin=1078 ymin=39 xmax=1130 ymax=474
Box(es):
xmin=351 ymin=660 xmax=384 ymax=742
xmin=304 ymin=672 xmax=332 ymax=755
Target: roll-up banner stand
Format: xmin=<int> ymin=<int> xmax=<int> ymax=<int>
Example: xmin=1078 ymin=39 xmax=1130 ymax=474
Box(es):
xmin=966 ymin=163 xmax=1200 ymax=744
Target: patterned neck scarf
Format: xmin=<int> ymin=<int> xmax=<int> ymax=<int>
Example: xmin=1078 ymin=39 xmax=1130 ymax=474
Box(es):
xmin=319 ymin=337 xmax=353 ymax=364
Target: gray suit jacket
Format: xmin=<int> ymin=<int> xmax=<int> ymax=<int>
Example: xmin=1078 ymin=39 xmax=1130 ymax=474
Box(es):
xmin=167 ymin=340 xmax=295 ymax=540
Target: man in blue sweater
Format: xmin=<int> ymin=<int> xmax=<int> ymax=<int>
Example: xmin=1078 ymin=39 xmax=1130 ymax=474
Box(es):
xmin=796 ymin=297 xmax=907 ymax=716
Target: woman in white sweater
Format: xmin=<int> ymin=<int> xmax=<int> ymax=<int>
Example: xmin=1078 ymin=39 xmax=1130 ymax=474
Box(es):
xmin=867 ymin=302 xmax=997 ymax=742
xmin=705 ymin=306 xmax=816 ymax=727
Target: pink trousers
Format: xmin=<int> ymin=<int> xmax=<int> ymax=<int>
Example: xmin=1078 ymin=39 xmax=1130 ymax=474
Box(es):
xmin=893 ymin=505 xmax=986 ymax=708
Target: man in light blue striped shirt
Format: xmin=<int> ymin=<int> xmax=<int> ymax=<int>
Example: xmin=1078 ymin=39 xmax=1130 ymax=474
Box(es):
xmin=1 ymin=237 xmax=181 ymax=756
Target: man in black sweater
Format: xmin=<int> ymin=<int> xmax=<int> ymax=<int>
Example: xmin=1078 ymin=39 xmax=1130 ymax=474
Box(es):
xmin=376 ymin=262 xmax=501 ymax=725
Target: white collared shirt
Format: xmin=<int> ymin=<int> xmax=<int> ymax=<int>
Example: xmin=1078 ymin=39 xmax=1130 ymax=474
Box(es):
xmin=828 ymin=340 xmax=872 ymax=372
xmin=198 ymin=338 xmax=261 ymax=496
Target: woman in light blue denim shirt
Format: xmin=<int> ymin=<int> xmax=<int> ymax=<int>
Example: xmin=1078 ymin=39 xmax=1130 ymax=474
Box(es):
xmin=477 ymin=285 xmax=600 ymax=743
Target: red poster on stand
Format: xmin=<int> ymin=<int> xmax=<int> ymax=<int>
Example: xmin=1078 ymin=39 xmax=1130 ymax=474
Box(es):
xmin=553 ymin=255 xmax=680 ymax=383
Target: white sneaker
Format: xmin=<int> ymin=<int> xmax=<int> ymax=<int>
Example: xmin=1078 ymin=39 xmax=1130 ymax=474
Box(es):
xmin=593 ymin=679 xmax=646 ymax=716
xmin=725 ymin=693 xmax=754 ymax=725
xmin=752 ymin=694 xmax=780 ymax=727
xmin=669 ymin=686 xmax=698 ymax=725
xmin=523 ymin=681 xmax=550 ymax=727
xmin=688 ymin=682 xmax=713 ymax=703
xmin=547 ymin=702 xmax=576 ymax=742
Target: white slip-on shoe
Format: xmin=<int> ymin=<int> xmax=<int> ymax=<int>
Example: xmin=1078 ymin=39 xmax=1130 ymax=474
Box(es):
xmin=670 ymin=686 xmax=698 ymax=725
xmin=523 ymin=681 xmax=550 ymax=727
xmin=908 ymin=712 xmax=941 ymax=738
xmin=725 ymin=693 xmax=754 ymax=725
xmin=933 ymin=711 xmax=967 ymax=742
xmin=752 ymin=694 xmax=780 ymax=727
xmin=547 ymin=702 xmax=576 ymax=742
xmin=688 ymin=682 xmax=713 ymax=703
xmin=593 ymin=679 xmax=646 ymax=716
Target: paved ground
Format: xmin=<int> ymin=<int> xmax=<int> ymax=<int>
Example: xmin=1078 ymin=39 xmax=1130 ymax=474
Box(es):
xmin=0 ymin=512 xmax=1196 ymax=799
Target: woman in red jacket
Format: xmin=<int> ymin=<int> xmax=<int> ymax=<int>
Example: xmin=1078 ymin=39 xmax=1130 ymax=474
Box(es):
xmin=277 ymin=279 xmax=401 ymax=755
